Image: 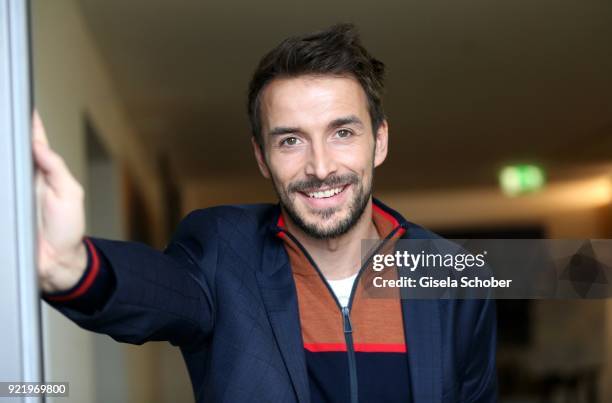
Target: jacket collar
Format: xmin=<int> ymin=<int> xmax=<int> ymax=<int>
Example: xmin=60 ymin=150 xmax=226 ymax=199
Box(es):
xmin=267 ymin=197 xmax=409 ymax=238
xmin=256 ymin=225 xmax=310 ymax=402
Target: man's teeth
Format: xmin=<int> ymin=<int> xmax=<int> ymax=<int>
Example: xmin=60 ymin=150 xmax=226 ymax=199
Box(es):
xmin=307 ymin=187 xmax=344 ymax=199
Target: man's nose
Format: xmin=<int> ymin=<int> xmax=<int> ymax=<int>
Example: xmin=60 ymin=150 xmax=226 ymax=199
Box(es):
xmin=304 ymin=140 xmax=338 ymax=180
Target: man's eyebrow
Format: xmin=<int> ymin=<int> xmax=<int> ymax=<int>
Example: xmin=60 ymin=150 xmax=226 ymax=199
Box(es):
xmin=268 ymin=126 xmax=301 ymax=136
xmin=328 ymin=115 xmax=364 ymax=130
xmin=267 ymin=115 xmax=364 ymax=136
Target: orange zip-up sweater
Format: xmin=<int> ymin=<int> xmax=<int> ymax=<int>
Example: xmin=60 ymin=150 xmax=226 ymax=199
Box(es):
xmin=276 ymin=203 xmax=412 ymax=403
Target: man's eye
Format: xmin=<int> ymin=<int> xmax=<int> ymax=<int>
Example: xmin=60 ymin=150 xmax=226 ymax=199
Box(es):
xmin=280 ymin=137 xmax=301 ymax=146
xmin=335 ymin=129 xmax=352 ymax=138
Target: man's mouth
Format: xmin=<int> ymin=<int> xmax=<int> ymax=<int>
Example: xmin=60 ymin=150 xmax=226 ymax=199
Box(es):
xmin=295 ymin=184 xmax=351 ymax=210
xmin=304 ymin=185 xmax=347 ymax=199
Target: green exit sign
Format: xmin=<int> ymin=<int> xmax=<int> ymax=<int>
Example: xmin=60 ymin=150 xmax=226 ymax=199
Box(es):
xmin=499 ymin=165 xmax=545 ymax=196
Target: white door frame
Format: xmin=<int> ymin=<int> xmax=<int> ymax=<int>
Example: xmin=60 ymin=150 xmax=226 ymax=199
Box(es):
xmin=0 ymin=0 xmax=43 ymax=399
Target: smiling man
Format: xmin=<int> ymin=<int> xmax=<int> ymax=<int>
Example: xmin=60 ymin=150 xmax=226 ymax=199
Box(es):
xmin=36 ymin=24 xmax=498 ymax=402
xmin=254 ymin=75 xmax=381 ymax=241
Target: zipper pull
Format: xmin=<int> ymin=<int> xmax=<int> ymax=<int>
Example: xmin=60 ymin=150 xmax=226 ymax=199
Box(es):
xmin=342 ymin=306 xmax=353 ymax=334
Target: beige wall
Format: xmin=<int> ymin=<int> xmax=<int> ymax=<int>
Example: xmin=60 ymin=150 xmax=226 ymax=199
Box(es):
xmin=32 ymin=0 xmax=167 ymax=241
xmin=32 ymin=1 xmax=190 ymax=402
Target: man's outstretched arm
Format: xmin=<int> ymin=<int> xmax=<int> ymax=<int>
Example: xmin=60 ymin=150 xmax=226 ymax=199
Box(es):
xmin=33 ymin=111 xmax=214 ymax=348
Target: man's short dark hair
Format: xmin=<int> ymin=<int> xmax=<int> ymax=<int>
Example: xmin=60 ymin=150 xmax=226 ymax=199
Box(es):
xmin=247 ymin=23 xmax=386 ymax=146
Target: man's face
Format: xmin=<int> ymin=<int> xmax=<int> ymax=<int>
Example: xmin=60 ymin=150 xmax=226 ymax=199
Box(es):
xmin=253 ymin=75 xmax=388 ymax=239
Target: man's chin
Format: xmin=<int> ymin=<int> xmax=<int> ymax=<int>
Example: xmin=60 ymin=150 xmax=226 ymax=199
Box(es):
xmin=300 ymin=205 xmax=346 ymax=223
xmin=293 ymin=210 xmax=352 ymax=238
xmin=281 ymin=185 xmax=371 ymax=239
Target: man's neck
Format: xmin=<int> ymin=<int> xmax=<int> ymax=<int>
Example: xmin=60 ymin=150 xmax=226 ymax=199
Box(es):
xmin=283 ymin=200 xmax=380 ymax=280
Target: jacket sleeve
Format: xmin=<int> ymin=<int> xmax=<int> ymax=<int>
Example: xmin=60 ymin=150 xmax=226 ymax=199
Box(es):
xmin=43 ymin=210 xmax=216 ymax=350
xmin=460 ymin=298 xmax=499 ymax=402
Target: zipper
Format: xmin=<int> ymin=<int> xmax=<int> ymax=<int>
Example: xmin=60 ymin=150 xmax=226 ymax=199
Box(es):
xmin=342 ymin=306 xmax=358 ymax=403
xmin=278 ymin=222 xmax=407 ymax=403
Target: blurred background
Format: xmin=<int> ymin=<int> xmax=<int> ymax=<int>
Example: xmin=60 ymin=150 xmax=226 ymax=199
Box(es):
xmin=31 ymin=0 xmax=611 ymax=402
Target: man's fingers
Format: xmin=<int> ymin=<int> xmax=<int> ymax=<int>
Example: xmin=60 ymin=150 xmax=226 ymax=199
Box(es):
xmin=32 ymin=110 xmax=49 ymax=146
xmin=32 ymin=110 xmax=83 ymax=199
xmin=32 ymin=141 xmax=75 ymax=195
xmin=32 ymin=141 xmax=53 ymax=172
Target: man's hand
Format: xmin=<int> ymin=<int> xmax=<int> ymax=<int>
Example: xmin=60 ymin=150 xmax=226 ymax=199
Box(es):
xmin=32 ymin=111 xmax=88 ymax=293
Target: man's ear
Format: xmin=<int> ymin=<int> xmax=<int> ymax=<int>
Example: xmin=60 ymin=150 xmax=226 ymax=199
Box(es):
xmin=373 ymin=120 xmax=389 ymax=168
xmin=251 ymin=136 xmax=271 ymax=179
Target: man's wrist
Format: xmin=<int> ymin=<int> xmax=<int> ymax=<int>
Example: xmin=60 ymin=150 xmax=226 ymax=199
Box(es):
xmin=58 ymin=240 xmax=88 ymax=283
xmin=43 ymin=237 xmax=116 ymax=314
xmin=43 ymin=238 xmax=97 ymax=299
xmin=40 ymin=240 xmax=88 ymax=294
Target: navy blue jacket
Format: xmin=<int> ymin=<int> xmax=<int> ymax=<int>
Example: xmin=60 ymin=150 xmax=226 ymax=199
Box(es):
xmin=47 ymin=199 xmax=498 ymax=402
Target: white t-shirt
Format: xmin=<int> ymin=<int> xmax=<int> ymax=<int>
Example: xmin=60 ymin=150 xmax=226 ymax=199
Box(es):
xmin=327 ymin=273 xmax=358 ymax=307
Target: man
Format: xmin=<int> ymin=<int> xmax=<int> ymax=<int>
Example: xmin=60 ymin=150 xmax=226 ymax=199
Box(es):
xmin=35 ymin=24 xmax=497 ymax=402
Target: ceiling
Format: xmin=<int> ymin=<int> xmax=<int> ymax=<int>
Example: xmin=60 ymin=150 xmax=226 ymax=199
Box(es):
xmin=78 ymin=0 xmax=612 ymax=191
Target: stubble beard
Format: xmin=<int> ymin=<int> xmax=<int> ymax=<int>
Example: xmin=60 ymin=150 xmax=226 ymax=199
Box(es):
xmin=273 ymin=171 xmax=374 ymax=240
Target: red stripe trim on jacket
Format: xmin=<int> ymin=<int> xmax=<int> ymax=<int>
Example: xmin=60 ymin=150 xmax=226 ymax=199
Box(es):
xmin=46 ymin=238 xmax=100 ymax=302
xmin=304 ymin=343 xmax=407 ymax=353
xmin=372 ymin=203 xmax=399 ymax=227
